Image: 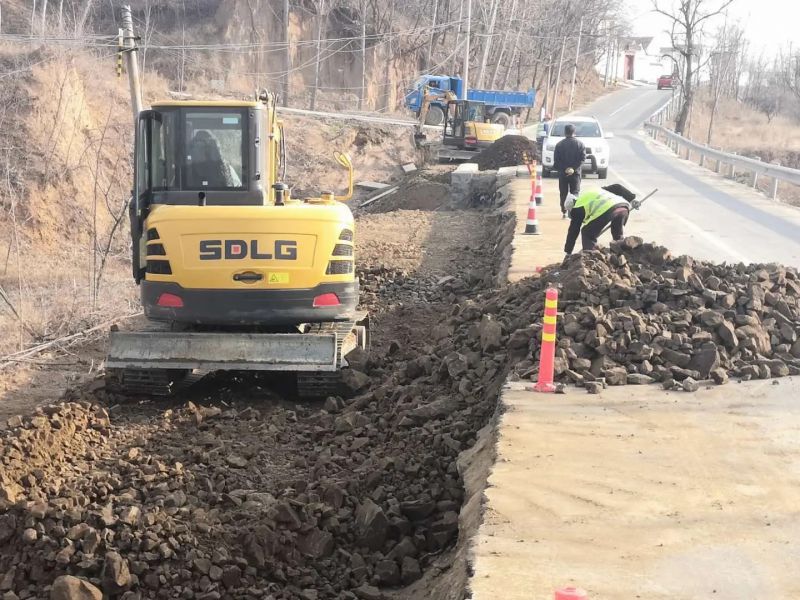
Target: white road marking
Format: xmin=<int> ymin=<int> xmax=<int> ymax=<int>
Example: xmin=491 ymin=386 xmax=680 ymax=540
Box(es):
xmin=608 ymin=95 xmax=647 ymax=117
xmin=609 ymin=168 xmax=751 ymax=263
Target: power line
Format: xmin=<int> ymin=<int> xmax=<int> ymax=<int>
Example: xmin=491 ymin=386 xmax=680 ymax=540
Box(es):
xmin=0 ymin=18 xmax=466 ymax=53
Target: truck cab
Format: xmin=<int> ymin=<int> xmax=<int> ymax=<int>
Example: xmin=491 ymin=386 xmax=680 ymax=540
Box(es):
xmin=405 ymin=75 xmax=464 ymax=125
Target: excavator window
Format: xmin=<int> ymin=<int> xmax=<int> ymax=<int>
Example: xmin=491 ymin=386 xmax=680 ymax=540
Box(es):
xmin=184 ymin=111 xmax=246 ymax=190
xmin=465 ymin=103 xmax=484 ymax=123
xmin=136 ymin=106 xmax=262 ymax=206
xmin=151 ymin=112 xmax=176 ymax=190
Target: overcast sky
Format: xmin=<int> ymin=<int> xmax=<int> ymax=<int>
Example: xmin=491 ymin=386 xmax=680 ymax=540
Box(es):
xmin=629 ymin=0 xmax=796 ymax=57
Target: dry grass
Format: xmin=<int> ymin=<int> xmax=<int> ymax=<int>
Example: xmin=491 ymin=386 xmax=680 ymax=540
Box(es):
xmin=0 ymin=256 xmax=137 ymax=356
xmin=682 ymin=91 xmax=800 ymax=205
xmin=0 ymin=49 xmax=136 ymax=357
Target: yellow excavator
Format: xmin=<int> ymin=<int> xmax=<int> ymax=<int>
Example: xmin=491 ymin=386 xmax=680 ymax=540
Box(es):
xmin=413 ymin=86 xmax=505 ymax=158
xmin=106 ymin=20 xmax=368 ymax=396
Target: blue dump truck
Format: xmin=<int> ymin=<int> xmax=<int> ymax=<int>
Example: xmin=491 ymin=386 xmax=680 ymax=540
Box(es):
xmin=405 ymin=74 xmax=536 ymax=128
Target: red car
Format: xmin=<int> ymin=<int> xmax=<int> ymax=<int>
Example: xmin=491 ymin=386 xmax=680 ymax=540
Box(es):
xmin=657 ymin=74 xmax=674 ymax=90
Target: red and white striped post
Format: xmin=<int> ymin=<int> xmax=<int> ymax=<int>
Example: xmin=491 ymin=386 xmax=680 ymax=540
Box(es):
xmin=534 ymin=287 xmax=558 ymax=392
xmin=524 ymin=162 xmax=540 ymax=235
xmin=534 ymin=163 xmax=544 ymax=206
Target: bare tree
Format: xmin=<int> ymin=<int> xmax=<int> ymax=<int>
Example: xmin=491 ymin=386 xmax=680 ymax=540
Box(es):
xmin=652 ymin=0 xmax=735 ymax=134
xmin=309 ymin=0 xmax=327 ymax=111
xmin=706 ymin=22 xmax=744 ymax=144
xmin=779 ymin=46 xmax=800 ymax=104
xmin=75 ymin=0 xmax=94 ymax=37
xmin=358 ymin=0 xmax=367 ymax=110
xmin=476 ymin=0 xmax=499 ymax=88
xmin=424 ymin=0 xmax=441 ymax=71
xmin=40 ymin=0 xmax=48 ymax=31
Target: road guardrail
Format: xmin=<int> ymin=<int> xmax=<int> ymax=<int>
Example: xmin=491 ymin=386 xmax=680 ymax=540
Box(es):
xmin=643 ymin=96 xmax=800 ymax=200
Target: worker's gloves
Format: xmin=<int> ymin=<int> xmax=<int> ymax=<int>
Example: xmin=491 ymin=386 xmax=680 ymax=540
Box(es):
xmin=564 ymin=167 xmax=575 ymax=176
xmin=631 ymin=199 xmax=641 ymax=210
xmin=564 ymin=193 xmax=577 ymax=212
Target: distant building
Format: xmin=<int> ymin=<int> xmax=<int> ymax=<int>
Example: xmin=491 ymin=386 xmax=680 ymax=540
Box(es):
xmin=597 ymin=36 xmax=676 ymax=84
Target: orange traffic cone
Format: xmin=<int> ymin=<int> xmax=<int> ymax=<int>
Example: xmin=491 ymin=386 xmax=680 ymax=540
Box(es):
xmin=524 ymin=191 xmax=540 ymax=235
xmin=535 ymin=163 xmax=544 ymax=206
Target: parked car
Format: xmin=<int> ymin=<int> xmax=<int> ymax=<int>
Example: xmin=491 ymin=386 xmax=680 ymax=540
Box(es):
xmin=657 ymin=74 xmax=674 ymax=90
xmin=541 ymin=116 xmax=613 ymax=179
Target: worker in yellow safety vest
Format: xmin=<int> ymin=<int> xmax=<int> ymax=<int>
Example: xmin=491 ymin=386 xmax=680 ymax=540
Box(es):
xmin=563 ymin=183 xmax=640 ymax=258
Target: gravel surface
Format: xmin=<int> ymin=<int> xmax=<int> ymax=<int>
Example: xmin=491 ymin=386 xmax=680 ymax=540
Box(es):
xmin=0 ymin=181 xmax=516 ymax=600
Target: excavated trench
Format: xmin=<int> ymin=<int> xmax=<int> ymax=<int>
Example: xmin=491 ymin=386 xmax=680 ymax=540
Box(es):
xmin=0 ymin=174 xmax=518 ymax=600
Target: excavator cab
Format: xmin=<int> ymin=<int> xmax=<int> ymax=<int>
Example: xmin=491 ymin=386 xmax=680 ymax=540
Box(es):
xmin=443 ymin=100 xmax=505 ymax=150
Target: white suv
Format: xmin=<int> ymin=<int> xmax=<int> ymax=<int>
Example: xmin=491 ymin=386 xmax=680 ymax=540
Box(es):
xmin=541 ymin=116 xmax=613 ymax=179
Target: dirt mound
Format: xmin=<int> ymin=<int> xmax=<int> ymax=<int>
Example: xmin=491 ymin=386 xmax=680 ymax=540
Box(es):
xmin=353 ymin=126 xmax=391 ymax=148
xmin=361 ymin=177 xmax=449 ymax=214
xmin=471 ymin=135 xmax=535 ymax=171
xmin=508 ymin=238 xmax=800 ymax=389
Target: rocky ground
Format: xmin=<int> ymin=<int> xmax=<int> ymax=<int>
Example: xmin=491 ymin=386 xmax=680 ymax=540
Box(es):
xmin=2 ymin=170 xmax=800 ymax=599
xmin=0 ymin=178 xmax=516 ymax=600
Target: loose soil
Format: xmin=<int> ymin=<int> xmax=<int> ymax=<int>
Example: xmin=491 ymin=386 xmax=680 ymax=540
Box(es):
xmin=0 ymin=173 xmax=516 ymax=600
xmin=470 ymin=136 xmax=536 ymax=171
xmin=359 ymin=179 xmax=450 ymax=214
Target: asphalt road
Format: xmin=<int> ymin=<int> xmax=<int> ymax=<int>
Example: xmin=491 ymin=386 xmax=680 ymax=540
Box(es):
xmin=572 ymin=87 xmax=800 ymax=267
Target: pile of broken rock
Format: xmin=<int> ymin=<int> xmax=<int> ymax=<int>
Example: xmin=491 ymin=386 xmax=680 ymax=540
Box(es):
xmin=514 ymin=237 xmax=800 ymax=392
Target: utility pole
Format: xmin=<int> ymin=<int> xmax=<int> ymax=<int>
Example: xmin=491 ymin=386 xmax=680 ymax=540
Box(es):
xmin=612 ymin=37 xmax=622 ymax=85
xmin=462 ymin=0 xmax=472 ymax=100
xmin=551 ymin=37 xmax=567 ymax=119
xmin=121 ymin=5 xmax=142 ymax=120
xmin=542 ymin=54 xmax=553 ymax=117
xmin=567 ymin=16 xmax=584 ymax=112
xmin=603 ymin=23 xmax=613 ymax=87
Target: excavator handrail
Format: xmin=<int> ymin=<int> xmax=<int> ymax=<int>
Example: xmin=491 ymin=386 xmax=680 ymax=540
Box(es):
xmin=333 ymin=151 xmax=353 ymax=202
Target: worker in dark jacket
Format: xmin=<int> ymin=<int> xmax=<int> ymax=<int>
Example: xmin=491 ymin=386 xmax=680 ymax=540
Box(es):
xmin=563 ymin=184 xmax=639 ymax=257
xmin=553 ymin=123 xmax=586 ymax=218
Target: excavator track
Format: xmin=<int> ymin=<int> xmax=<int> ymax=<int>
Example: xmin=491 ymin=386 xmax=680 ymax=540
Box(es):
xmin=106 ymin=314 xmax=369 ymax=399
xmin=105 ymin=320 xmax=205 ymax=397
xmin=296 ymin=315 xmax=369 ymax=398
xmin=105 ymin=367 xmax=203 ymax=397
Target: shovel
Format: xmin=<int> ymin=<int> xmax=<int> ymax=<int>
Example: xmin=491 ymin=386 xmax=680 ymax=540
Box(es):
xmin=600 ymin=187 xmax=658 ymax=236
